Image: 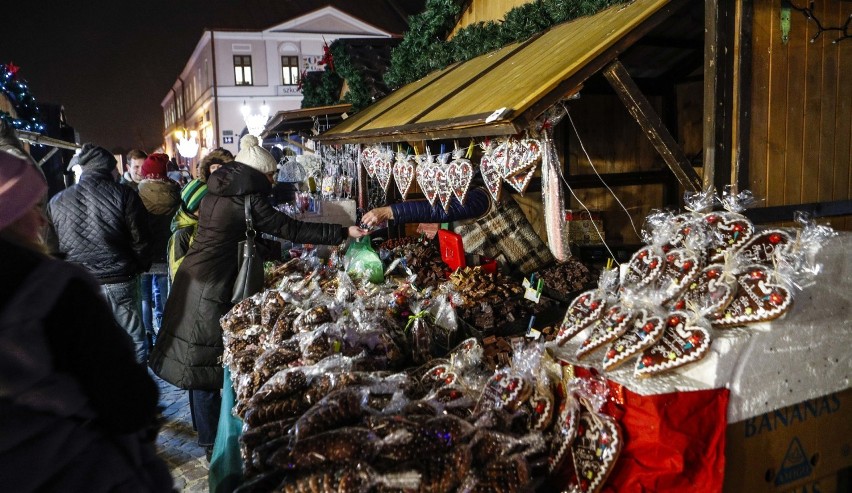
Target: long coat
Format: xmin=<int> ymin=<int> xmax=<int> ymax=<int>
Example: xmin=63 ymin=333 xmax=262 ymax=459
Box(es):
xmin=149 ymin=163 xmax=347 ymax=390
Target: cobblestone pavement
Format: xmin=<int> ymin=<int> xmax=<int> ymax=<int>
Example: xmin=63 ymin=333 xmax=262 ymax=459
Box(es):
xmin=152 ymin=371 xmax=210 ymax=492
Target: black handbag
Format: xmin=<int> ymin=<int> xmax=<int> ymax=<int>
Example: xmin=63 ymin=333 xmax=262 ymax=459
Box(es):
xmin=231 ymin=198 xmax=265 ymax=303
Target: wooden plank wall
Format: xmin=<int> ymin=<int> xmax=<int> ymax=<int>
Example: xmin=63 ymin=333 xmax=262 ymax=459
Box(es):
xmin=749 ymin=0 xmax=852 ymax=229
xmin=562 ymin=94 xmax=673 ymax=244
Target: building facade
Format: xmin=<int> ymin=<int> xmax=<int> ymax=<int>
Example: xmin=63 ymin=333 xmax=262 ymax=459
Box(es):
xmin=161 ymin=6 xmax=395 ymax=166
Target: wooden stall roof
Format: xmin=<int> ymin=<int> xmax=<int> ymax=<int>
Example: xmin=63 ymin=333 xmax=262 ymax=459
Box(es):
xmin=317 ymin=0 xmax=683 ymax=144
xmin=261 ymin=104 xmax=352 ymax=138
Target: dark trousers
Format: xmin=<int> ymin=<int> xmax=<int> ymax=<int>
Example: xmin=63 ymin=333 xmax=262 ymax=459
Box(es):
xmin=188 ymin=389 xmax=221 ymax=448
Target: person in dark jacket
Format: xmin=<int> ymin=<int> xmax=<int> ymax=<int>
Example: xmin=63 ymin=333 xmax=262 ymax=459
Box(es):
xmin=0 ymin=150 xmax=173 ymax=492
xmin=361 ymin=186 xmax=492 ymax=227
xmin=46 ymin=143 xmax=153 ymax=363
xmin=167 ymin=148 xmax=234 ymax=282
xmin=138 ymin=153 xmax=181 ymax=347
xmin=149 ymin=134 xmax=367 ymax=456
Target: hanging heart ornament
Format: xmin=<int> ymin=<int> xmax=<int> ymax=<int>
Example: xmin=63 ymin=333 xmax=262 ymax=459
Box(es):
xmin=447 ymin=149 xmax=473 ymax=204
xmin=393 ymin=153 xmax=416 ymax=200
xmin=435 ymin=153 xmax=454 ymax=212
xmin=501 ymin=137 xmax=542 ymax=178
xmin=360 ymin=145 xmax=379 ymax=179
xmin=372 ymin=147 xmax=395 ymax=193
xmin=416 ymin=153 xmax=439 ymax=207
xmin=480 ymin=142 xmax=503 ymax=202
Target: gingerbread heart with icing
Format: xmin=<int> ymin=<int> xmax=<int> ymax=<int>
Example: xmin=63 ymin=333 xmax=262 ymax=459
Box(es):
xmin=504 ymin=165 xmax=536 ymax=194
xmin=602 ymin=309 xmax=665 ymax=371
xmin=705 ymin=211 xmax=754 ymax=262
xmin=549 ymin=394 xmax=579 ymax=473
xmin=555 ymin=290 xmax=607 ymax=346
xmin=372 ymin=149 xmax=394 ymax=192
xmin=713 ymin=265 xmax=792 ymax=327
xmin=576 ymin=305 xmax=634 ymax=359
xmin=502 ymin=138 xmax=541 ymax=178
xmin=656 ymin=248 xmax=701 ymax=302
xmin=421 ymin=364 xmax=459 ymax=388
xmin=483 ymin=369 xmax=532 ymax=411
xmin=736 ymin=229 xmax=793 ymax=265
xmin=622 ymin=247 xmax=664 ymax=289
xmin=529 ymin=391 xmax=554 ymax=431
xmin=416 ymin=155 xmax=439 ymax=206
xmin=447 ymin=155 xmax=473 ymax=203
xmin=393 ymin=154 xmax=416 ymax=200
xmin=480 ymin=149 xmax=503 ymax=202
xmin=635 ymin=311 xmax=711 ymax=377
xmin=673 ymin=264 xmax=735 ymax=317
xmin=448 ymin=337 xmax=483 ymax=370
xmin=435 ymin=167 xmax=453 ymax=212
xmin=361 ymin=146 xmax=379 ymax=179
xmin=572 ymin=410 xmax=622 ymax=493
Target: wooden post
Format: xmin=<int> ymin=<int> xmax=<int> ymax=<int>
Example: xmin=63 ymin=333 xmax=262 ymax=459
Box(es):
xmin=603 ymin=60 xmax=703 ymax=192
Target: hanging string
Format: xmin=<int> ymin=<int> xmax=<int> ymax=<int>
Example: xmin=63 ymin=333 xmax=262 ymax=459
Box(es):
xmin=565 ymin=109 xmax=641 ymax=240
xmin=558 ymin=159 xmax=620 ymax=266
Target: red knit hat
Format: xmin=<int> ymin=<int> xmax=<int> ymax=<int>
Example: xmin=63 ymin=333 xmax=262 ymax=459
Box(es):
xmin=141 ymin=153 xmax=169 ymax=179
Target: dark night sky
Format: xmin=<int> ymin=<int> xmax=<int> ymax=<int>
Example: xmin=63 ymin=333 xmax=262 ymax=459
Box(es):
xmin=2 ymin=1 xmax=417 ymax=154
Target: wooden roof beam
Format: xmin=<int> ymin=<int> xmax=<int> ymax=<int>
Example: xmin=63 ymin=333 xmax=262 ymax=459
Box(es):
xmin=603 ymin=59 xmax=702 ymax=192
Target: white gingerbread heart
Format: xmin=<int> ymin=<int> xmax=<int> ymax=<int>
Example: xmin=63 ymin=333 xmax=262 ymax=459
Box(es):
xmin=447 ymin=154 xmax=473 ymax=204
xmin=393 ymin=154 xmax=416 ymax=199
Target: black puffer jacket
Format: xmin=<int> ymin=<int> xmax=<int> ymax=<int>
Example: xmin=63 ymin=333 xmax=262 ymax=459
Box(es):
xmin=47 ymin=164 xmax=152 ymax=283
xmin=390 ymin=187 xmax=492 ymax=224
xmin=138 ymin=179 xmax=180 ymax=269
xmin=149 ymin=163 xmax=347 ymax=390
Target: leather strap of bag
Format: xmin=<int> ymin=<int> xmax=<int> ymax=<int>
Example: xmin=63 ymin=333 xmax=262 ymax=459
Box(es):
xmin=244 ymin=198 xmax=255 ymax=242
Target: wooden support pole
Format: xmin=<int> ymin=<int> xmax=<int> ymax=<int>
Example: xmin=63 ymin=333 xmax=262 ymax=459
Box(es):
xmin=603 ymin=59 xmax=703 ymax=192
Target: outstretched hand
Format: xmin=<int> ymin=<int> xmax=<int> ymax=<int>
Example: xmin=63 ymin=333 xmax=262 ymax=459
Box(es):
xmin=361 ymin=206 xmax=394 ymax=228
xmin=347 ymin=225 xmax=369 ymax=239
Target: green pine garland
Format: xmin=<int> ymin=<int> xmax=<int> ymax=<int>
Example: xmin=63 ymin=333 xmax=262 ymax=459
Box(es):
xmin=385 ymin=0 xmax=629 ymax=88
xmin=300 ymin=0 xmax=629 ymax=111
xmin=300 ymin=69 xmax=342 ymax=109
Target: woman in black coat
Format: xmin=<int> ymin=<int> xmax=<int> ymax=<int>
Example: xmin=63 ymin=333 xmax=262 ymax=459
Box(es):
xmin=149 ymin=136 xmax=366 ymax=454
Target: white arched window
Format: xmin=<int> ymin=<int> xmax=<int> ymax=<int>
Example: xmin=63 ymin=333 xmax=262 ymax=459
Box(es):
xmin=279 ymin=42 xmax=301 ymax=86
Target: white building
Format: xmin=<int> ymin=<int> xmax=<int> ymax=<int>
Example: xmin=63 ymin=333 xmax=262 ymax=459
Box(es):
xmin=161 ymin=5 xmax=402 ymax=164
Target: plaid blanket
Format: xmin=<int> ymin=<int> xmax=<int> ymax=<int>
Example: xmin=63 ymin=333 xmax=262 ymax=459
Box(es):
xmin=455 ymin=198 xmax=554 ymax=275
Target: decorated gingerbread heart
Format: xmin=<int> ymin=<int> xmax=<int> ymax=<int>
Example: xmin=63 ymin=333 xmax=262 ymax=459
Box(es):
xmin=360 ymin=145 xmax=379 ymax=179
xmin=656 ymin=248 xmax=701 ymax=302
xmin=549 ymin=393 xmax=579 ymax=474
xmin=555 ymin=290 xmax=607 ymax=346
xmin=713 ymin=265 xmax=792 ymax=327
xmin=416 ymin=154 xmax=439 ymax=206
xmin=434 ymin=154 xmax=454 ymax=211
xmin=393 ymin=154 xmax=416 ymax=199
xmin=529 ymin=391 xmax=554 ymax=431
xmin=504 ymin=166 xmax=536 ymax=194
xmin=571 ymin=410 xmax=622 ymax=493
xmin=622 ymin=247 xmax=664 ymax=289
xmin=483 ymin=369 xmax=532 ymax=411
xmin=372 ymin=148 xmax=394 ymax=193
xmin=673 ymin=264 xmax=735 ymax=318
xmin=448 ymin=337 xmax=483 ymax=370
xmin=447 ymin=154 xmax=473 ymax=204
xmin=635 ymin=311 xmax=711 ymax=377
xmin=705 ymin=211 xmax=754 ymax=262
xmin=501 ymin=137 xmax=542 ymax=178
xmin=421 ymin=364 xmax=459 ymax=388
xmin=576 ymin=305 xmax=634 ymax=359
xmin=602 ymin=309 xmax=665 ymax=372
xmin=735 ymin=229 xmax=793 ymax=266
xmin=480 ymin=145 xmax=503 ymax=202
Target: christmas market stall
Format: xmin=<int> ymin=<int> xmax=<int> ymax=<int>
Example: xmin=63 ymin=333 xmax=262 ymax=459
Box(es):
xmin=217 ymin=0 xmax=851 ymax=492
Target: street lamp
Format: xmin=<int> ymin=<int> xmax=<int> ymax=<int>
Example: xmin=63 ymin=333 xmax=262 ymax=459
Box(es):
xmin=175 ymin=129 xmax=199 ymax=159
xmin=241 ymin=100 xmax=270 ymax=143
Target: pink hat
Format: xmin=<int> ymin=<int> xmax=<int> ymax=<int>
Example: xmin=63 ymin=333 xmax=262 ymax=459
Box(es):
xmin=0 ymin=150 xmax=47 ymax=231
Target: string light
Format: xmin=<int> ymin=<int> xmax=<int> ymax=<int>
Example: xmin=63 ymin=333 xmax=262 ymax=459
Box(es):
xmin=0 ymin=63 xmax=46 ymax=133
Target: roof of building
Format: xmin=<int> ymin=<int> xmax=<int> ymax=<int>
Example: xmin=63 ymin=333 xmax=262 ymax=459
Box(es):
xmin=205 ymin=0 xmax=426 ymax=36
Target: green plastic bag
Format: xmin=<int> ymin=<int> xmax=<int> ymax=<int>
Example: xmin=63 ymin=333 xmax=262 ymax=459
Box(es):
xmin=345 ymin=236 xmax=384 ymax=284
xmin=208 ymin=367 xmax=243 ymax=493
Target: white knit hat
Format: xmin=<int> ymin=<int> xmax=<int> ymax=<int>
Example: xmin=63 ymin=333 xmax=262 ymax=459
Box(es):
xmin=235 ymin=135 xmax=277 ymax=175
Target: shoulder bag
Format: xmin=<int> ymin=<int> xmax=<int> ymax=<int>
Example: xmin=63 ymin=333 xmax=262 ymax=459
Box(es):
xmin=231 ymin=198 xmax=265 ymax=303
